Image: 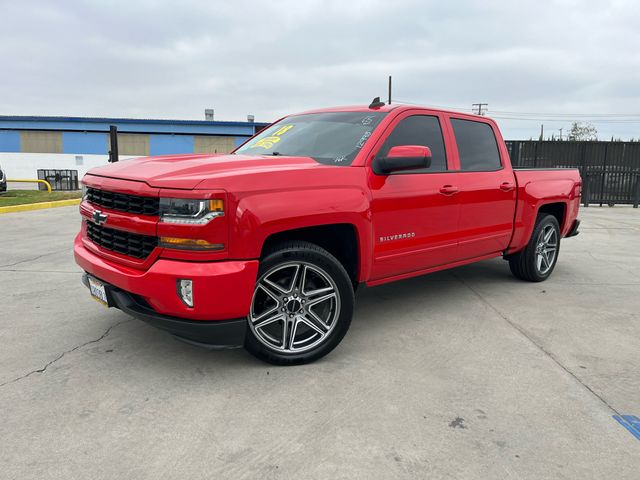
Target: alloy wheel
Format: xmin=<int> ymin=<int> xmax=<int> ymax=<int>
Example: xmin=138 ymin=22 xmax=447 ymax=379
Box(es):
xmin=249 ymin=262 xmax=341 ymax=353
xmin=535 ymin=224 xmax=558 ymax=275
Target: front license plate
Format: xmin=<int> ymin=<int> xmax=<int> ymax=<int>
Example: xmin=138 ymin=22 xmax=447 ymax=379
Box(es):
xmin=88 ymin=276 xmax=109 ymax=307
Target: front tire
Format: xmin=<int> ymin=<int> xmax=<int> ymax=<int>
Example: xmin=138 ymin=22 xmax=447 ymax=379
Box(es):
xmin=245 ymin=241 xmax=354 ymax=365
xmin=508 ymin=214 xmax=561 ymax=282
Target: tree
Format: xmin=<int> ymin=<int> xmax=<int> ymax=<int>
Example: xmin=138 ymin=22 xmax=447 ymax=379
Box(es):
xmin=568 ymin=122 xmax=598 ymax=141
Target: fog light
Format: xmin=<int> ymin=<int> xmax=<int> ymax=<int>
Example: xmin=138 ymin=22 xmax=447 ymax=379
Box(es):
xmin=178 ymin=279 xmax=193 ymax=308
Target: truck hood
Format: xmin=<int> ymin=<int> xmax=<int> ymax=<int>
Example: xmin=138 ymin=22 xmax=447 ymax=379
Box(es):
xmin=86 ymin=153 xmax=324 ymax=189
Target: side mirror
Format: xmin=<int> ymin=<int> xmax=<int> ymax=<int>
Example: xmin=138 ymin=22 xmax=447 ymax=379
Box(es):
xmin=372 ymin=145 xmax=432 ymax=175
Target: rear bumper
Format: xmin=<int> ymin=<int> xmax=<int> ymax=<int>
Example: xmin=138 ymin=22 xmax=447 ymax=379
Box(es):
xmin=565 ymin=218 xmax=581 ymax=238
xmin=74 ymin=233 xmax=259 ymax=321
xmin=81 ymin=274 xmax=246 ymax=348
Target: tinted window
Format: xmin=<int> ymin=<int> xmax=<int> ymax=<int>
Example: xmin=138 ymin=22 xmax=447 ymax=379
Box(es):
xmin=377 ymin=115 xmax=447 ymax=172
xmin=451 ymin=119 xmax=501 ymax=171
xmin=234 ymin=112 xmax=386 ymax=166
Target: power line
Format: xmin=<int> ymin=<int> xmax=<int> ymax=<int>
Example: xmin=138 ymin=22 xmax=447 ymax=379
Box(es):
xmin=491 ymin=116 xmax=640 ymax=124
xmin=490 ymin=110 xmax=640 ymax=118
xmin=392 ymin=99 xmax=640 ymax=121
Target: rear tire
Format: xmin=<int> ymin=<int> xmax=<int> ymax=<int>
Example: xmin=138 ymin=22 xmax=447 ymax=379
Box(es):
xmin=245 ymin=241 xmax=354 ymax=365
xmin=508 ymin=214 xmax=560 ymax=282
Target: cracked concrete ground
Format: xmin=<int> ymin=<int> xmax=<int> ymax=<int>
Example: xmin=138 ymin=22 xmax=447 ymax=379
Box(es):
xmin=1 ymin=205 xmax=639 ymax=479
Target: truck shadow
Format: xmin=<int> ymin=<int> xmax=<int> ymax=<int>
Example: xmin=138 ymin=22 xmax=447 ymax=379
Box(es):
xmin=115 ymin=258 xmax=516 ymax=369
xmin=352 ymin=258 xmax=514 ymax=328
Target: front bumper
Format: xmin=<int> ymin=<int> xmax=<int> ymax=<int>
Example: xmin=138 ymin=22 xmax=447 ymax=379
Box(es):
xmin=74 ymin=233 xmax=259 ymax=321
xmin=81 ymin=274 xmax=246 ymax=348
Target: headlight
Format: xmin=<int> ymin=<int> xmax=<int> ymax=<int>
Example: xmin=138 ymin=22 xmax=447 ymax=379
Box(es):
xmin=159 ymin=198 xmax=224 ymax=224
xmin=81 ymin=184 xmax=88 ymax=199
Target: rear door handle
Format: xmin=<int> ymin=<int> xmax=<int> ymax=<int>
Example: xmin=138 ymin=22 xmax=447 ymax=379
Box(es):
xmin=499 ymin=182 xmax=515 ymax=192
xmin=439 ymin=185 xmax=459 ymax=195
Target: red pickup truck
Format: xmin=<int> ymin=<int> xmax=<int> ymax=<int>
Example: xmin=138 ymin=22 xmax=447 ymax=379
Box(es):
xmin=74 ymin=102 xmax=581 ymax=365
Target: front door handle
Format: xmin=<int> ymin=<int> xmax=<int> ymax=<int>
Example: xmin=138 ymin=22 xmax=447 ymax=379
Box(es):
xmin=439 ymin=185 xmax=459 ymax=195
xmin=499 ymin=182 xmax=515 ymax=192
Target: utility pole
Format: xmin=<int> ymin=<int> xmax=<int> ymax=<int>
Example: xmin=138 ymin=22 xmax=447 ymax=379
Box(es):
xmin=388 ymin=75 xmax=392 ymax=105
xmin=472 ymin=103 xmax=488 ymax=115
xmin=108 ymin=126 xmax=119 ymax=163
xmin=559 ymin=128 xmax=563 ymax=141
xmin=540 ymin=124 xmax=544 ymax=141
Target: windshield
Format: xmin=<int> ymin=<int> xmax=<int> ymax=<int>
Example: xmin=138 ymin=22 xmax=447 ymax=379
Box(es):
xmin=234 ymin=111 xmax=387 ymax=166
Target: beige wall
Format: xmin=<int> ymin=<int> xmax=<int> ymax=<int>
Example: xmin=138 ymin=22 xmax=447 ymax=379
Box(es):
xmin=20 ymin=131 xmax=63 ymax=154
xmin=113 ymin=133 xmax=150 ymax=156
xmin=194 ymin=135 xmax=236 ymax=154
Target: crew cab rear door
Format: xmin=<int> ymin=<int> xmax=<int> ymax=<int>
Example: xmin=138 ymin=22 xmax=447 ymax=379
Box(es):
xmin=446 ymin=116 xmax=517 ymax=259
xmin=367 ymin=110 xmax=461 ymax=280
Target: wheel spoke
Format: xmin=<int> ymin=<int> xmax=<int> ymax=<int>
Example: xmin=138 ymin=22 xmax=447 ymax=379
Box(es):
xmin=306 ymin=292 xmax=336 ymax=308
xmin=257 ymin=282 xmax=282 ymax=303
xmin=252 ymin=303 xmax=280 ymax=324
xmin=254 ymin=312 xmax=284 ymax=331
xmin=289 ymin=264 xmax=302 ymax=293
xmin=297 ymin=265 xmax=308 ymax=293
xmin=304 ymin=286 xmax=334 ymax=299
xmin=544 ymin=228 xmax=554 ymax=243
xmin=536 ymin=253 xmax=544 ymax=271
xmin=301 ymin=311 xmax=329 ymax=334
xmin=541 ymin=252 xmax=549 ymax=269
xmin=283 ymin=317 xmax=298 ymax=349
xmin=262 ymin=278 xmax=289 ymax=297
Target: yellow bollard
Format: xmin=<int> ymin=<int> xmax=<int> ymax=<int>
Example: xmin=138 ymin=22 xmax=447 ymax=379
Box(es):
xmin=7 ymin=179 xmax=53 ymax=193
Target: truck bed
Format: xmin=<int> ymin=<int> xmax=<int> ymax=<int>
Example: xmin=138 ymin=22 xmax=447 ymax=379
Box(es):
xmin=508 ymin=168 xmax=581 ymax=253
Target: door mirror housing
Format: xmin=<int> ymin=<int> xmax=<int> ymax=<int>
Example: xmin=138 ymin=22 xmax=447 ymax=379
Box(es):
xmin=372 ymin=145 xmax=432 ymax=175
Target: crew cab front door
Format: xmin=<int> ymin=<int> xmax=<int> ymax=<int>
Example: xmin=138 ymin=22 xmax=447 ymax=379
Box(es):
xmin=367 ymin=112 xmax=461 ymax=281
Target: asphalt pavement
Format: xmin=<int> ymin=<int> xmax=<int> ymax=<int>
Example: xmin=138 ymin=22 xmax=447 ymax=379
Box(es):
xmin=1 ymin=205 xmax=638 ymax=479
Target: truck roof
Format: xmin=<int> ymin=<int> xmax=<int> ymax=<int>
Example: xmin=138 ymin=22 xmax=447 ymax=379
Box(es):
xmin=294 ymin=103 xmax=489 ymax=120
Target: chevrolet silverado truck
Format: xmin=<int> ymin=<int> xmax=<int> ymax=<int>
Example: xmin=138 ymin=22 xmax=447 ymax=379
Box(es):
xmin=74 ymin=102 xmax=581 ymax=365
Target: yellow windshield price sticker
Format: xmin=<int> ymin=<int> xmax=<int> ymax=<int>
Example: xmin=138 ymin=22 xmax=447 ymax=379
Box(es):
xmin=273 ymin=125 xmax=293 ymax=136
xmin=252 ymin=124 xmax=294 ymax=149
xmin=253 ymin=136 xmax=281 ymax=149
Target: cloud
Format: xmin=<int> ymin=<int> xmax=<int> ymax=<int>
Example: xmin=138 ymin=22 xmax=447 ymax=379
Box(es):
xmin=2 ymin=0 xmax=639 ymax=138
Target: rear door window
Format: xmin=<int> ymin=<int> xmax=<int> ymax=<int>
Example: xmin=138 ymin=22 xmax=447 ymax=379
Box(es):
xmin=451 ymin=119 xmax=502 ymax=171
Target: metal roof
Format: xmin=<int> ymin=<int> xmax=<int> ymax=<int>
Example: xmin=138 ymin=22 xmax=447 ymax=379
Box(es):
xmin=0 ymin=115 xmax=269 ymax=128
xmin=0 ymin=115 xmax=270 ymax=136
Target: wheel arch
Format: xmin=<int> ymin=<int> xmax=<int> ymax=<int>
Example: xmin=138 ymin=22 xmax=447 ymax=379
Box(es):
xmin=260 ymin=223 xmax=362 ymax=286
xmin=537 ymin=202 xmax=566 ymax=230
xmin=230 ymin=186 xmax=373 ymax=283
xmin=507 ymin=175 xmax=576 ymax=255
xmin=515 ymin=200 xmax=567 ymax=251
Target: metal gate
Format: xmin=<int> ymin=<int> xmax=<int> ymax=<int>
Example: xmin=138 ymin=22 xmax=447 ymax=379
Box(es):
xmin=506 ymin=141 xmax=640 ymax=207
xmin=37 ymin=169 xmax=79 ymax=191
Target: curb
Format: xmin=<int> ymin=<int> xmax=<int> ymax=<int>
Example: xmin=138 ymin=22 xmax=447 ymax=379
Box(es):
xmin=0 ymin=198 xmax=81 ymax=214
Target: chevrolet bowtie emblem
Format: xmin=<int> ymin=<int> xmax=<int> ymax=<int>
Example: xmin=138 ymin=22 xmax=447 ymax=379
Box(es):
xmin=92 ymin=210 xmax=108 ymax=226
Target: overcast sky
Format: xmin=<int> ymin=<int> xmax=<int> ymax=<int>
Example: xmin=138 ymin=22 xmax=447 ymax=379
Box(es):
xmin=2 ymin=0 xmax=639 ymax=139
